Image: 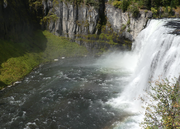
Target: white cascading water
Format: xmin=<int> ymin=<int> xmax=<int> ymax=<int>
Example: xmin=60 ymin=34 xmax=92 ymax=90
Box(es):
xmin=107 ymin=19 xmax=180 ymax=128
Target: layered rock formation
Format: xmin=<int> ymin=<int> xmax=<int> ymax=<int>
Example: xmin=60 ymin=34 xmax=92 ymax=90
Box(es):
xmin=43 ymin=0 xmax=152 ymax=42
xmin=105 ymin=4 xmax=152 ymax=40
xmin=43 ymin=1 xmax=101 ymax=38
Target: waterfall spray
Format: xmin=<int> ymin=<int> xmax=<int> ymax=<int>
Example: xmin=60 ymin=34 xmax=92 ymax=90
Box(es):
xmin=108 ymin=19 xmax=180 ymax=128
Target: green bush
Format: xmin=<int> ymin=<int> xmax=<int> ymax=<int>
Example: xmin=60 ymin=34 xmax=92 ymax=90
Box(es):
xmin=112 ymin=0 xmax=129 ymax=12
xmin=120 ymin=0 xmax=130 ymax=12
xmin=112 ymin=1 xmax=121 ymax=8
xmin=127 ymin=19 xmax=130 ymax=25
xmin=151 ymin=7 xmax=158 ymax=17
xmin=121 ymin=24 xmax=126 ymax=31
xmin=135 ymin=0 xmax=151 ymax=9
xmin=151 ymin=7 xmax=158 ymax=13
xmin=141 ymin=78 xmax=180 ymax=129
xmin=168 ymin=6 xmax=172 ymax=14
xmin=136 ymin=0 xmax=144 ymax=8
xmin=128 ymin=4 xmax=140 ymax=18
xmin=144 ymin=10 xmax=148 ymax=13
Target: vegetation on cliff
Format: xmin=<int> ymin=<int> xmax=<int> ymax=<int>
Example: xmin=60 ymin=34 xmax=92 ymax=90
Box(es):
xmin=110 ymin=0 xmax=180 ymax=18
xmin=65 ymin=0 xmax=103 ymax=8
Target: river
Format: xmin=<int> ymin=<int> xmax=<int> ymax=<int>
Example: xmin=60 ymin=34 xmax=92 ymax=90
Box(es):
xmin=1 ymin=19 xmax=180 ymax=129
xmin=0 ymin=55 xmax=137 ymax=129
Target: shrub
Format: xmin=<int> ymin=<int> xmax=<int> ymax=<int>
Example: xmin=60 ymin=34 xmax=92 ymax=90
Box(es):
xmin=121 ymin=24 xmax=126 ymax=31
xmin=151 ymin=7 xmax=158 ymax=14
xmin=127 ymin=19 xmax=130 ymax=25
xmin=144 ymin=10 xmax=148 ymax=13
xmin=168 ymin=6 xmax=174 ymax=15
xmin=112 ymin=0 xmax=129 ymax=12
xmin=137 ymin=0 xmax=144 ymax=9
xmin=112 ymin=1 xmax=121 ymax=8
xmin=151 ymin=7 xmax=158 ymax=17
xmin=162 ymin=6 xmax=166 ymax=12
xmin=120 ymin=0 xmax=130 ymax=12
xmin=128 ymin=4 xmax=140 ymax=18
xmin=84 ymin=20 xmax=89 ymax=27
xmin=99 ymin=33 xmax=105 ymax=39
xmin=141 ymin=78 xmax=180 ymax=129
xmin=165 ymin=6 xmax=172 ymax=13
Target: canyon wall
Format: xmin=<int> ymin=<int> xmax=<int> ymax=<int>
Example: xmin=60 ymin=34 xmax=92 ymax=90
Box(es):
xmin=43 ymin=0 xmax=152 ymax=42
xmin=0 ymin=0 xmax=40 ymax=40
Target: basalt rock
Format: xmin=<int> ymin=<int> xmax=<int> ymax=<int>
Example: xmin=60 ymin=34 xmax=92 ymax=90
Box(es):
xmin=43 ymin=1 xmax=100 ymax=40
xmin=105 ymin=4 xmax=152 ymax=41
xmin=43 ymin=1 xmax=152 ymax=42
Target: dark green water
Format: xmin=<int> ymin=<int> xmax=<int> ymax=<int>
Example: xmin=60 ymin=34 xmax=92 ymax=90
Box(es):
xmin=0 ymin=58 xmax=131 ymax=129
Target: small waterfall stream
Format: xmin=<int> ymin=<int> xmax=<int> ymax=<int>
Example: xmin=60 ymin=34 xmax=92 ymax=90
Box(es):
xmin=0 ymin=19 xmax=180 ymax=129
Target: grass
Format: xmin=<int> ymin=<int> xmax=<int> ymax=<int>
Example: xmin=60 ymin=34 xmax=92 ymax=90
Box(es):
xmin=0 ymin=30 xmax=88 ymax=89
xmin=42 ymin=31 xmax=87 ymax=59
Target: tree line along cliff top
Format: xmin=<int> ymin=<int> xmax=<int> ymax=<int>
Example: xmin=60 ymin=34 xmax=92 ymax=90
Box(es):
xmin=109 ymin=0 xmax=180 ymax=18
xmin=29 ymin=0 xmax=180 ymax=23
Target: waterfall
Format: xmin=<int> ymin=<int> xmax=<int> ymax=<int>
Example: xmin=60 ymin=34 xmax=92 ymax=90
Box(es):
xmin=108 ymin=19 xmax=180 ymax=128
xmin=125 ymin=19 xmax=180 ymax=100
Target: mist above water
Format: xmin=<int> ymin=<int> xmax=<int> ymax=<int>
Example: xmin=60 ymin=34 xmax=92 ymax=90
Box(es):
xmin=95 ymin=52 xmax=138 ymax=72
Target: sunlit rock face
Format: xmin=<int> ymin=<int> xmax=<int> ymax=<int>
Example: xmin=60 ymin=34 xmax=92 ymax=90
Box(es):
xmin=43 ymin=1 xmax=100 ymax=38
xmin=43 ymin=1 xmax=152 ymax=41
xmin=105 ymin=4 xmax=152 ymax=41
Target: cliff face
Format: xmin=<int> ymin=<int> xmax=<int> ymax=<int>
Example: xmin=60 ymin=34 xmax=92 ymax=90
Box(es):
xmin=105 ymin=4 xmax=152 ymax=40
xmin=0 ymin=0 xmax=40 ymax=40
xmin=43 ymin=1 xmax=100 ymax=39
xmin=43 ymin=0 xmax=152 ymax=42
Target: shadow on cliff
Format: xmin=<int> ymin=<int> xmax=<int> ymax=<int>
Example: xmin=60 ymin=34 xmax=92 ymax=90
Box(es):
xmin=0 ymin=0 xmax=48 ymax=65
xmin=0 ymin=30 xmax=47 ymax=65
